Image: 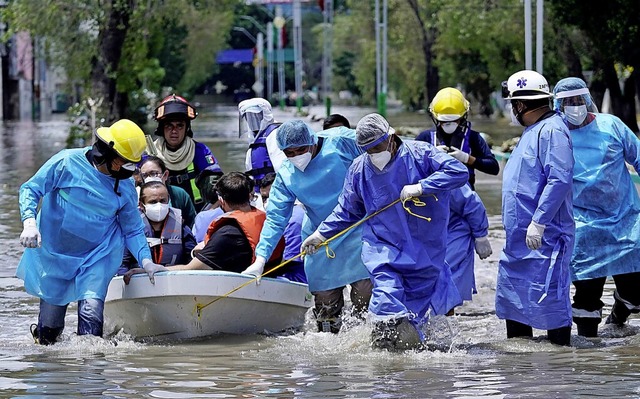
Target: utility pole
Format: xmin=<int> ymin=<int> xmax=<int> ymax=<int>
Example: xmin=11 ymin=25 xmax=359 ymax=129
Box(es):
xmin=375 ymin=0 xmax=388 ymax=117
xmin=322 ymin=0 xmax=333 ymax=117
xmin=293 ymin=0 xmax=303 ymax=113
xmin=266 ymin=21 xmax=274 ymax=100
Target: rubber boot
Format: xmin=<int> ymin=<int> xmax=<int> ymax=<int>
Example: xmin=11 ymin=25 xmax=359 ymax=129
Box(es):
xmin=371 ymin=318 xmax=424 ymax=351
xmin=547 ymin=326 xmax=571 ymax=346
xmin=605 ymin=301 xmax=630 ymax=327
xmin=31 ymin=323 xmax=63 ymax=345
xmin=574 ymin=317 xmax=600 ymax=337
xmin=316 ymin=318 xmax=341 ymax=334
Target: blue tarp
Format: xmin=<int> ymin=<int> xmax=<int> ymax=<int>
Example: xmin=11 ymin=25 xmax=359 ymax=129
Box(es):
xmin=216 ymin=49 xmax=295 ymax=64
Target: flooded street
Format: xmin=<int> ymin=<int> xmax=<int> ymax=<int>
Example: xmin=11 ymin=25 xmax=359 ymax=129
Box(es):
xmin=1 ymin=103 xmax=639 ymax=398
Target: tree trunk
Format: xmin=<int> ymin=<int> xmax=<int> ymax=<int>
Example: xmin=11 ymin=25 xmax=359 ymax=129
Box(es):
xmin=602 ymin=62 xmax=639 ymax=132
xmin=406 ymin=0 xmax=439 ymax=108
xmin=89 ymin=1 xmax=133 ymax=122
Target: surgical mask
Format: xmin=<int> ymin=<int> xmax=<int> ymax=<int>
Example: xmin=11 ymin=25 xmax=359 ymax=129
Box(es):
xmin=509 ymin=104 xmax=523 ymax=127
xmin=144 ymin=176 xmax=163 ymax=184
xmin=369 ymin=151 xmax=391 ymax=171
xmin=441 ymin=122 xmax=458 ymax=134
xmin=289 ymin=152 xmax=312 ymax=171
xmin=144 ymin=203 xmax=169 ymax=222
xmin=564 ymin=105 xmax=588 ymax=126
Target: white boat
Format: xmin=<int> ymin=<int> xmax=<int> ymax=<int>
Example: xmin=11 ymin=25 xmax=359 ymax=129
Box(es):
xmin=104 ymin=270 xmax=314 ymax=341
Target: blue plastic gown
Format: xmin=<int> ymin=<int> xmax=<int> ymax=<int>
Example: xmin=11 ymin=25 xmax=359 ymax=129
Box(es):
xmin=17 ymin=148 xmax=152 ymax=306
xmin=316 ymin=140 xmax=468 ymax=326
xmin=447 ymin=185 xmax=489 ymax=301
xmin=496 ymin=114 xmax=575 ymax=330
xmin=255 ymin=127 xmax=370 ymax=292
xmin=569 ymin=113 xmax=640 ymax=280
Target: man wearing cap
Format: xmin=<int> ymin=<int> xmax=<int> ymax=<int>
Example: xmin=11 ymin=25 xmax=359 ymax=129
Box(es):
xmin=301 ymin=113 xmax=469 ymax=351
xmin=241 ymin=120 xmax=372 ymax=335
xmin=150 ymin=94 xmax=222 ymax=212
xmin=497 ymin=70 xmax=575 ymax=346
xmin=553 ymin=77 xmax=640 ymax=336
xmin=18 ymin=119 xmax=167 ymax=345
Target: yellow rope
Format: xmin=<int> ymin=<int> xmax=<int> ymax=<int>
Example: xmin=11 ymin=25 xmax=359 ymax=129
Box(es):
xmin=194 ymin=194 xmax=437 ymax=318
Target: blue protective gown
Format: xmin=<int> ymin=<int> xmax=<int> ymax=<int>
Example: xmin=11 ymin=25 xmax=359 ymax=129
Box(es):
xmin=447 ymin=184 xmax=489 ymax=301
xmin=17 ymin=148 xmax=152 ymax=306
xmin=569 ymin=113 xmax=640 ymax=280
xmin=496 ymin=113 xmax=575 ymax=330
xmin=255 ymin=127 xmax=370 ymax=292
xmin=316 ymin=139 xmax=468 ymax=326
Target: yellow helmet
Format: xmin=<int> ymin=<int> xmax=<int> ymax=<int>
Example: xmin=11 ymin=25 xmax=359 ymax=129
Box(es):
xmin=95 ymin=119 xmax=146 ymax=162
xmin=429 ymin=87 xmax=470 ymax=122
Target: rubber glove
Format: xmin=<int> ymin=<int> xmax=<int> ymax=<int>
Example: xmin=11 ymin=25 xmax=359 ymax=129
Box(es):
xmin=525 ymin=221 xmax=545 ymax=250
xmin=241 ymin=256 xmax=266 ymax=284
xmin=436 ymin=145 xmax=449 ymax=153
xmin=20 ymin=218 xmax=41 ymax=248
xmin=400 ymin=183 xmax=423 ymax=201
xmin=449 ymin=147 xmax=470 ymax=164
xmin=300 ymin=231 xmax=327 ymax=256
xmin=141 ymin=259 xmax=167 ymax=284
xmin=474 ymin=236 xmax=492 ymax=259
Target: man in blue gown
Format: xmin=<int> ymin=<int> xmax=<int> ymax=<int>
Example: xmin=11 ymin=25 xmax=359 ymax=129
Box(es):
xmin=301 ymin=113 xmax=468 ymax=350
xmin=242 ymin=121 xmax=372 ymax=334
xmin=18 ymin=119 xmax=166 ymax=345
xmin=554 ymin=77 xmax=640 ymax=336
xmin=497 ymin=70 xmax=575 ymax=346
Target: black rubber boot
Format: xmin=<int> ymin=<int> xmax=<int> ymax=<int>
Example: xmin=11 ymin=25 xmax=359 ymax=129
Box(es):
xmin=316 ymin=318 xmax=341 ymax=334
xmin=31 ymin=323 xmax=63 ymax=345
xmin=574 ymin=317 xmax=600 ymax=337
xmin=547 ymin=326 xmax=571 ymax=346
xmin=371 ymin=318 xmax=424 ymax=351
xmin=605 ymin=301 xmax=631 ymax=327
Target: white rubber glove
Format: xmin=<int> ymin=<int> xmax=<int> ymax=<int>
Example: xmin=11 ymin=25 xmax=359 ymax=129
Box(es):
xmin=449 ymin=147 xmax=470 ymax=164
xmin=141 ymin=259 xmax=168 ymax=284
xmin=241 ymin=256 xmax=266 ymax=284
xmin=400 ymin=183 xmax=423 ymax=200
xmin=20 ymin=218 xmax=41 ymax=248
xmin=474 ymin=236 xmax=492 ymax=259
xmin=300 ymin=231 xmax=327 ymax=256
xmin=525 ymin=221 xmax=546 ymax=250
xmin=436 ymin=145 xmax=449 ymax=153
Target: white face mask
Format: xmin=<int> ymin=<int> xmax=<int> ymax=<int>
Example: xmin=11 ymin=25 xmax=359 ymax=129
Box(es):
xmin=441 ymin=122 xmax=458 ymax=134
xmin=144 ymin=203 xmax=169 ymax=222
xmin=144 ymin=176 xmax=163 ymax=184
xmin=369 ymin=151 xmax=392 ymax=171
xmin=289 ymin=152 xmax=312 ymax=171
xmin=564 ymin=105 xmax=588 ymax=126
xmin=509 ymin=104 xmax=523 ymax=126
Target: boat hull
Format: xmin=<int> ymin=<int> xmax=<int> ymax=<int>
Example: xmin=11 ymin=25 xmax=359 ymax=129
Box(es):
xmin=104 ymin=271 xmax=314 ymax=341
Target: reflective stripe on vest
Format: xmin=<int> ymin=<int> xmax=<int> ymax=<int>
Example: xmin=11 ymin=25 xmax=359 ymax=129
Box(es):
xmin=168 ymin=162 xmax=202 ymax=204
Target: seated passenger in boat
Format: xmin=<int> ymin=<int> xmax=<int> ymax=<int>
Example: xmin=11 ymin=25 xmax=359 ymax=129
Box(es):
xmin=118 ymin=181 xmax=197 ymax=275
xmin=191 ymin=170 xmax=225 ymax=243
xmin=155 ymin=172 xmax=288 ymax=275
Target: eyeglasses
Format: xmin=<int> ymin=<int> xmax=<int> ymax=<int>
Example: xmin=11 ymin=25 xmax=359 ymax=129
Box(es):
xmin=140 ymin=170 xmax=163 ymax=179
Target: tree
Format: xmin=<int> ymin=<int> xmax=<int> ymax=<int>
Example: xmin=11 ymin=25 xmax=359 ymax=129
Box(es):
xmin=549 ymin=0 xmax=640 ymax=132
xmin=3 ymin=0 xmax=237 ymax=122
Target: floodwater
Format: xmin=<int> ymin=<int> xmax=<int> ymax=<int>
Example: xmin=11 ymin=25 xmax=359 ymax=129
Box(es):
xmin=1 ymin=102 xmax=639 ymax=398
